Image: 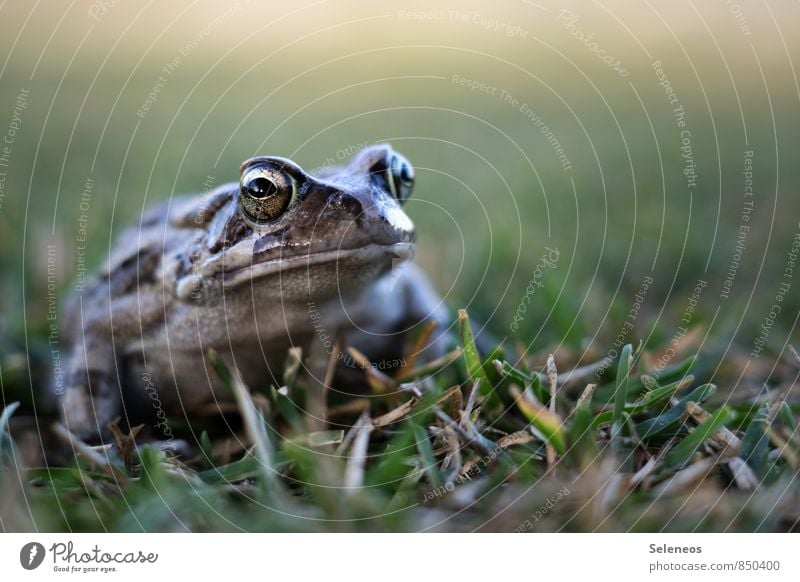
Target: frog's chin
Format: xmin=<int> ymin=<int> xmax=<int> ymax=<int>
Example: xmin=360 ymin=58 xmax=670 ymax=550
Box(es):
xmin=220 ymin=241 xmax=415 ymax=289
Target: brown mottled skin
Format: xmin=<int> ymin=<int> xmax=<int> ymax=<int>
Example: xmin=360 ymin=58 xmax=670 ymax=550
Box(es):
xmin=60 ymin=144 xmax=448 ymax=440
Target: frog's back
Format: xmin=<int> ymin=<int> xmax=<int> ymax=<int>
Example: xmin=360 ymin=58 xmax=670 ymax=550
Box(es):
xmin=61 ymin=196 xmax=198 ymax=338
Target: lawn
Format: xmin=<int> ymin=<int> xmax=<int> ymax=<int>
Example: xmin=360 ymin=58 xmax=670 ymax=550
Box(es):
xmin=1 ymin=0 xmax=799 ymax=532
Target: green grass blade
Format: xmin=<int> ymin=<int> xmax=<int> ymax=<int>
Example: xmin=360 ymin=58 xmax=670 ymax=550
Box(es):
xmin=778 ymin=401 xmax=796 ymax=429
xmin=665 ymin=406 xmax=734 ymax=469
xmin=512 ymin=387 xmax=566 ymax=454
xmin=458 ymin=309 xmax=490 ymax=390
xmin=0 ymin=401 xmax=20 ymax=466
xmin=568 ymin=404 xmax=599 ymax=466
xmin=628 ymin=375 xmax=694 ymax=414
xmin=638 ymin=383 xmax=716 ymax=439
xmin=740 ymin=406 xmax=769 ymax=478
xmin=411 ymin=422 xmax=443 ymax=490
xmin=611 ymin=344 xmax=633 ymax=450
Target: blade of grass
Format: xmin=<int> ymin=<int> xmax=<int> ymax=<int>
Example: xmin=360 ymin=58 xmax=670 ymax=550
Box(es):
xmin=611 ymin=344 xmax=633 ymax=451
xmin=0 ymin=402 xmax=20 ymax=465
xmin=209 ymin=349 xmax=286 ymax=501
xmin=665 ymin=405 xmax=734 ymax=469
xmin=568 ymin=403 xmax=599 ymax=466
xmin=343 ymin=414 xmax=372 ymax=491
xmin=458 ymin=310 xmax=490 ymax=390
xmin=411 ymin=422 xmax=443 ymax=490
xmin=740 ymin=406 xmax=770 ymax=478
xmin=510 ymin=385 xmax=566 ymax=454
xmin=638 ymin=383 xmax=717 ymax=439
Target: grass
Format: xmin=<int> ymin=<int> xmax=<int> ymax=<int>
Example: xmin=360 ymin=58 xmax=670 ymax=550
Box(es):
xmin=2 ymin=1 xmax=800 ymax=533
xmin=2 ymin=313 xmax=798 ymax=532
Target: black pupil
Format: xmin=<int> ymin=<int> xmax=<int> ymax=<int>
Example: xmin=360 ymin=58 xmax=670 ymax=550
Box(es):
xmin=247 ymin=176 xmax=279 ymax=198
xmin=398 ymin=163 xmax=411 ymax=183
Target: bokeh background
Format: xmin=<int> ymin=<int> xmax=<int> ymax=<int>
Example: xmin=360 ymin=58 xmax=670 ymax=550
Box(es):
xmin=1 ymin=0 xmax=799 ymax=403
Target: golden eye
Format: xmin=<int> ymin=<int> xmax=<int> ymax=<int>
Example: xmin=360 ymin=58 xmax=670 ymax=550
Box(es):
xmin=239 ymin=165 xmax=295 ymax=223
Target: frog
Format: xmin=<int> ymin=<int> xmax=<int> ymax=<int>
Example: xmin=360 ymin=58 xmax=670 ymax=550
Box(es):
xmin=59 ymin=144 xmax=450 ymax=441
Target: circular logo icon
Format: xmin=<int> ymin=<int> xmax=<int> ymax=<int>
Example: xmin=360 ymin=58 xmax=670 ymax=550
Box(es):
xmin=20 ymin=542 xmax=46 ymax=570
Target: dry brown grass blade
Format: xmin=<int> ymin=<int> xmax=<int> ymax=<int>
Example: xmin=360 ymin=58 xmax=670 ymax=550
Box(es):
xmin=576 ymin=383 xmax=596 ymax=409
xmin=462 ymin=379 xmax=482 ymax=425
xmin=453 ymin=431 xmax=533 ymax=480
xmin=395 ymin=348 xmax=463 ymax=382
xmin=52 ymin=422 xmax=128 ymax=484
xmin=686 ymin=402 xmax=740 ymax=454
xmin=437 ymin=409 xmax=493 ymax=456
xmin=449 ymin=388 xmax=463 ymax=423
xmin=400 ymin=320 xmax=438 ymax=373
xmin=372 ymin=397 xmax=418 ymax=428
xmin=546 ymin=354 xmax=558 ymax=467
xmin=440 ymin=425 xmax=462 ymax=475
xmin=495 ymin=430 xmax=537 ymax=449
xmin=106 ymin=418 xmax=144 ymax=473
xmin=371 ymin=385 xmax=461 ymax=428
xmin=347 ymin=346 xmax=397 ymax=392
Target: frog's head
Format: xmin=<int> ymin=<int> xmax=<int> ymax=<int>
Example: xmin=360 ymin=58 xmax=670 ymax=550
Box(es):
xmin=176 ymin=144 xmax=417 ymax=302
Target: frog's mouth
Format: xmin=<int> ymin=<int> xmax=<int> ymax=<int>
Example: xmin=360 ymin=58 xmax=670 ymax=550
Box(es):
xmin=220 ymin=241 xmax=415 ymax=288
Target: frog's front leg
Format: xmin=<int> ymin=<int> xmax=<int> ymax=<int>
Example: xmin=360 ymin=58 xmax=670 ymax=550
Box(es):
xmin=399 ymin=263 xmax=496 ymax=358
xmin=59 ymin=293 xmax=160 ymax=442
xmin=61 ymin=333 xmax=121 ymax=442
xmin=397 ymin=263 xmax=453 ymax=360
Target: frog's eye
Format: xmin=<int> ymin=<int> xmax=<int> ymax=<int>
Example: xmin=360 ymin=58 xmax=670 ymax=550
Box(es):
xmin=388 ymin=153 xmax=414 ymax=203
xmin=239 ymin=165 xmax=295 ymax=223
xmin=384 ymin=153 xmax=414 ymax=203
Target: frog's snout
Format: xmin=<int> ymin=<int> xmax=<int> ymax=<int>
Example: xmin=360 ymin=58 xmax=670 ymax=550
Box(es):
xmin=324 ymin=185 xmax=415 ymax=248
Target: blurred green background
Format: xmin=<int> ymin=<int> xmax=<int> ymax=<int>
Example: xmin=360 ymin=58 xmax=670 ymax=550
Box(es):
xmin=1 ymin=0 xmax=799 ymax=380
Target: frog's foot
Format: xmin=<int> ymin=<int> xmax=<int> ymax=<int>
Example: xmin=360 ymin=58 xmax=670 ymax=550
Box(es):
xmin=60 ymin=369 xmax=120 ymax=443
